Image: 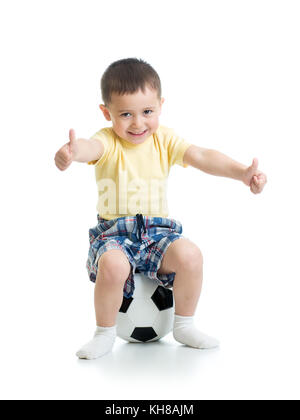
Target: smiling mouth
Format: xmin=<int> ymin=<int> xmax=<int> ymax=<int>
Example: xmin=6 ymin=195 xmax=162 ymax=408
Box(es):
xmin=128 ymin=129 xmax=148 ymax=137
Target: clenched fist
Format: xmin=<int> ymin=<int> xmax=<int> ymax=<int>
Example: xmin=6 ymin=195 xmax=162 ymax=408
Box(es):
xmin=55 ymin=129 xmax=79 ymax=171
xmin=242 ymin=158 xmax=267 ymax=194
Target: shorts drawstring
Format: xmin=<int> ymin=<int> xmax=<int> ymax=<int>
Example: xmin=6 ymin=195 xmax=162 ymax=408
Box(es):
xmin=136 ymin=213 xmax=146 ymax=242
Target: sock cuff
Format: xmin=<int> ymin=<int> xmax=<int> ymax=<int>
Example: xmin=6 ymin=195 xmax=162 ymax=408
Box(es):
xmin=174 ymin=315 xmax=194 ymax=323
xmin=95 ymin=325 xmax=117 ymax=335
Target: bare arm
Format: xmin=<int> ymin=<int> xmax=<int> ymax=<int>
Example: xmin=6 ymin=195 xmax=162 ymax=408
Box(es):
xmin=72 ymin=138 xmax=104 ymax=163
xmin=183 ymin=145 xmax=267 ymax=193
xmin=183 ymin=145 xmax=247 ymax=181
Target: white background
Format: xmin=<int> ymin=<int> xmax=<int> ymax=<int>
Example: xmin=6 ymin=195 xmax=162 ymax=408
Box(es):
xmin=0 ymin=0 xmax=299 ymax=400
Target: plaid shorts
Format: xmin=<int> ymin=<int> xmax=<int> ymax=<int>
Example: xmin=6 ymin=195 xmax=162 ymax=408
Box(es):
xmin=86 ymin=214 xmax=185 ymax=298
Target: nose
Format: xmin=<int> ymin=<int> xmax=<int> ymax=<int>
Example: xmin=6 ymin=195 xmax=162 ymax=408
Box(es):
xmin=131 ymin=115 xmax=143 ymax=129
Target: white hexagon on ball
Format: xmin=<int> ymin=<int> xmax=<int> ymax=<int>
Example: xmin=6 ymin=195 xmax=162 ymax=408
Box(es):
xmin=116 ymin=273 xmax=174 ymax=342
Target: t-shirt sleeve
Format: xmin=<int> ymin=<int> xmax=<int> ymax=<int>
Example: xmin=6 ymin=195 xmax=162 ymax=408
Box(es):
xmin=166 ymin=129 xmax=191 ymax=168
xmin=87 ymin=129 xmax=110 ymax=166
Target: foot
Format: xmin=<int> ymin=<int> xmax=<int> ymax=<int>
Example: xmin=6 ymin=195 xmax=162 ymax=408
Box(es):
xmin=173 ymin=315 xmax=219 ymax=349
xmin=76 ymin=326 xmax=116 ymax=360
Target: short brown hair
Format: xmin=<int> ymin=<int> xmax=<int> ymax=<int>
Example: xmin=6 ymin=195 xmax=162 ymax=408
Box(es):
xmin=101 ymin=58 xmax=161 ymax=106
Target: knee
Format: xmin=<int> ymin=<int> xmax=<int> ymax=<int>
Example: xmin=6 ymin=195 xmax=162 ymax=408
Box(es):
xmin=97 ymin=251 xmax=131 ymax=286
xmin=176 ymin=244 xmax=203 ymax=273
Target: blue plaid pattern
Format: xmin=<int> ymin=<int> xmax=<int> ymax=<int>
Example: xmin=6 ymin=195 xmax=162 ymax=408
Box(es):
xmin=86 ymin=215 xmax=184 ymax=298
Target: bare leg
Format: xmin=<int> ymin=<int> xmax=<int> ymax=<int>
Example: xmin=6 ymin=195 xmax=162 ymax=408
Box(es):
xmin=158 ymin=238 xmax=203 ymax=316
xmin=158 ymin=238 xmax=219 ymax=349
xmin=94 ymin=249 xmax=131 ymax=326
xmin=172 ymin=253 xmax=203 ymax=317
xmin=76 ymin=249 xmax=131 ymax=359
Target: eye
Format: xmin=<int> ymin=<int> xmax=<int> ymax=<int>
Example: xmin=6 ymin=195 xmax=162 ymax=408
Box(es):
xmin=121 ymin=112 xmax=131 ymax=118
xmin=144 ymin=109 xmax=153 ymax=116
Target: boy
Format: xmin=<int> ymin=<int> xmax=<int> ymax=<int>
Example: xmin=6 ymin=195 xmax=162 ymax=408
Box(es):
xmin=55 ymin=58 xmax=267 ymax=360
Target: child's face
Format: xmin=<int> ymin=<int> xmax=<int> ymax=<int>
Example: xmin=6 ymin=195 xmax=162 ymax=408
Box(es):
xmin=100 ymin=86 xmax=164 ymax=144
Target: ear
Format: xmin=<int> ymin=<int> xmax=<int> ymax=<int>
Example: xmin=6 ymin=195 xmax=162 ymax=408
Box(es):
xmin=99 ymin=104 xmax=111 ymax=121
xmin=158 ymin=97 xmax=165 ymax=115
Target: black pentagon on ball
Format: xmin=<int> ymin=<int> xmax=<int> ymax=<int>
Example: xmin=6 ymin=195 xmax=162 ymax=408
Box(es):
xmin=119 ymin=296 xmax=133 ymax=313
xmin=131 ymin=327 xmax=158 ymax=342
xmin=151 ymin=286 xmax=173 ymax=311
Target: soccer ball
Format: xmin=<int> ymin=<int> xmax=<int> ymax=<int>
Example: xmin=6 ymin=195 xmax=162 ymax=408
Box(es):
xmin=116 ymin=273 xmax=174 ymax=342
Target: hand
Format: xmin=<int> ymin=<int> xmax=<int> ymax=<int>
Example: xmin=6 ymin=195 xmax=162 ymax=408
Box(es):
xmin=242 ymin=158 xmax=267 ymax=194
xmin=54 ymin=129 xmax=78 ymax=171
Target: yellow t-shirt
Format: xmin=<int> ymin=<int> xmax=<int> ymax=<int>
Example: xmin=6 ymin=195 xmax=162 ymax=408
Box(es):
xmin=88 ymin=125 xmax=191 ymax=220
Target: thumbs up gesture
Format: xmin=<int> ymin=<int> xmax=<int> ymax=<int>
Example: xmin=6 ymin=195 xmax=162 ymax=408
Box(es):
xmin=54 ymin=129 xmax=79 ymax=171
xmin=242 ymin=158 xmax=267 ymax=194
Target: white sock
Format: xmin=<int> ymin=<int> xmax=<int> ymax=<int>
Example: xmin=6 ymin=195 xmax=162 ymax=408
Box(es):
xmin=173 ymin=315 xmax=219 ymax=349
xmin=76 ymin=325 xmax=116 ymax=360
